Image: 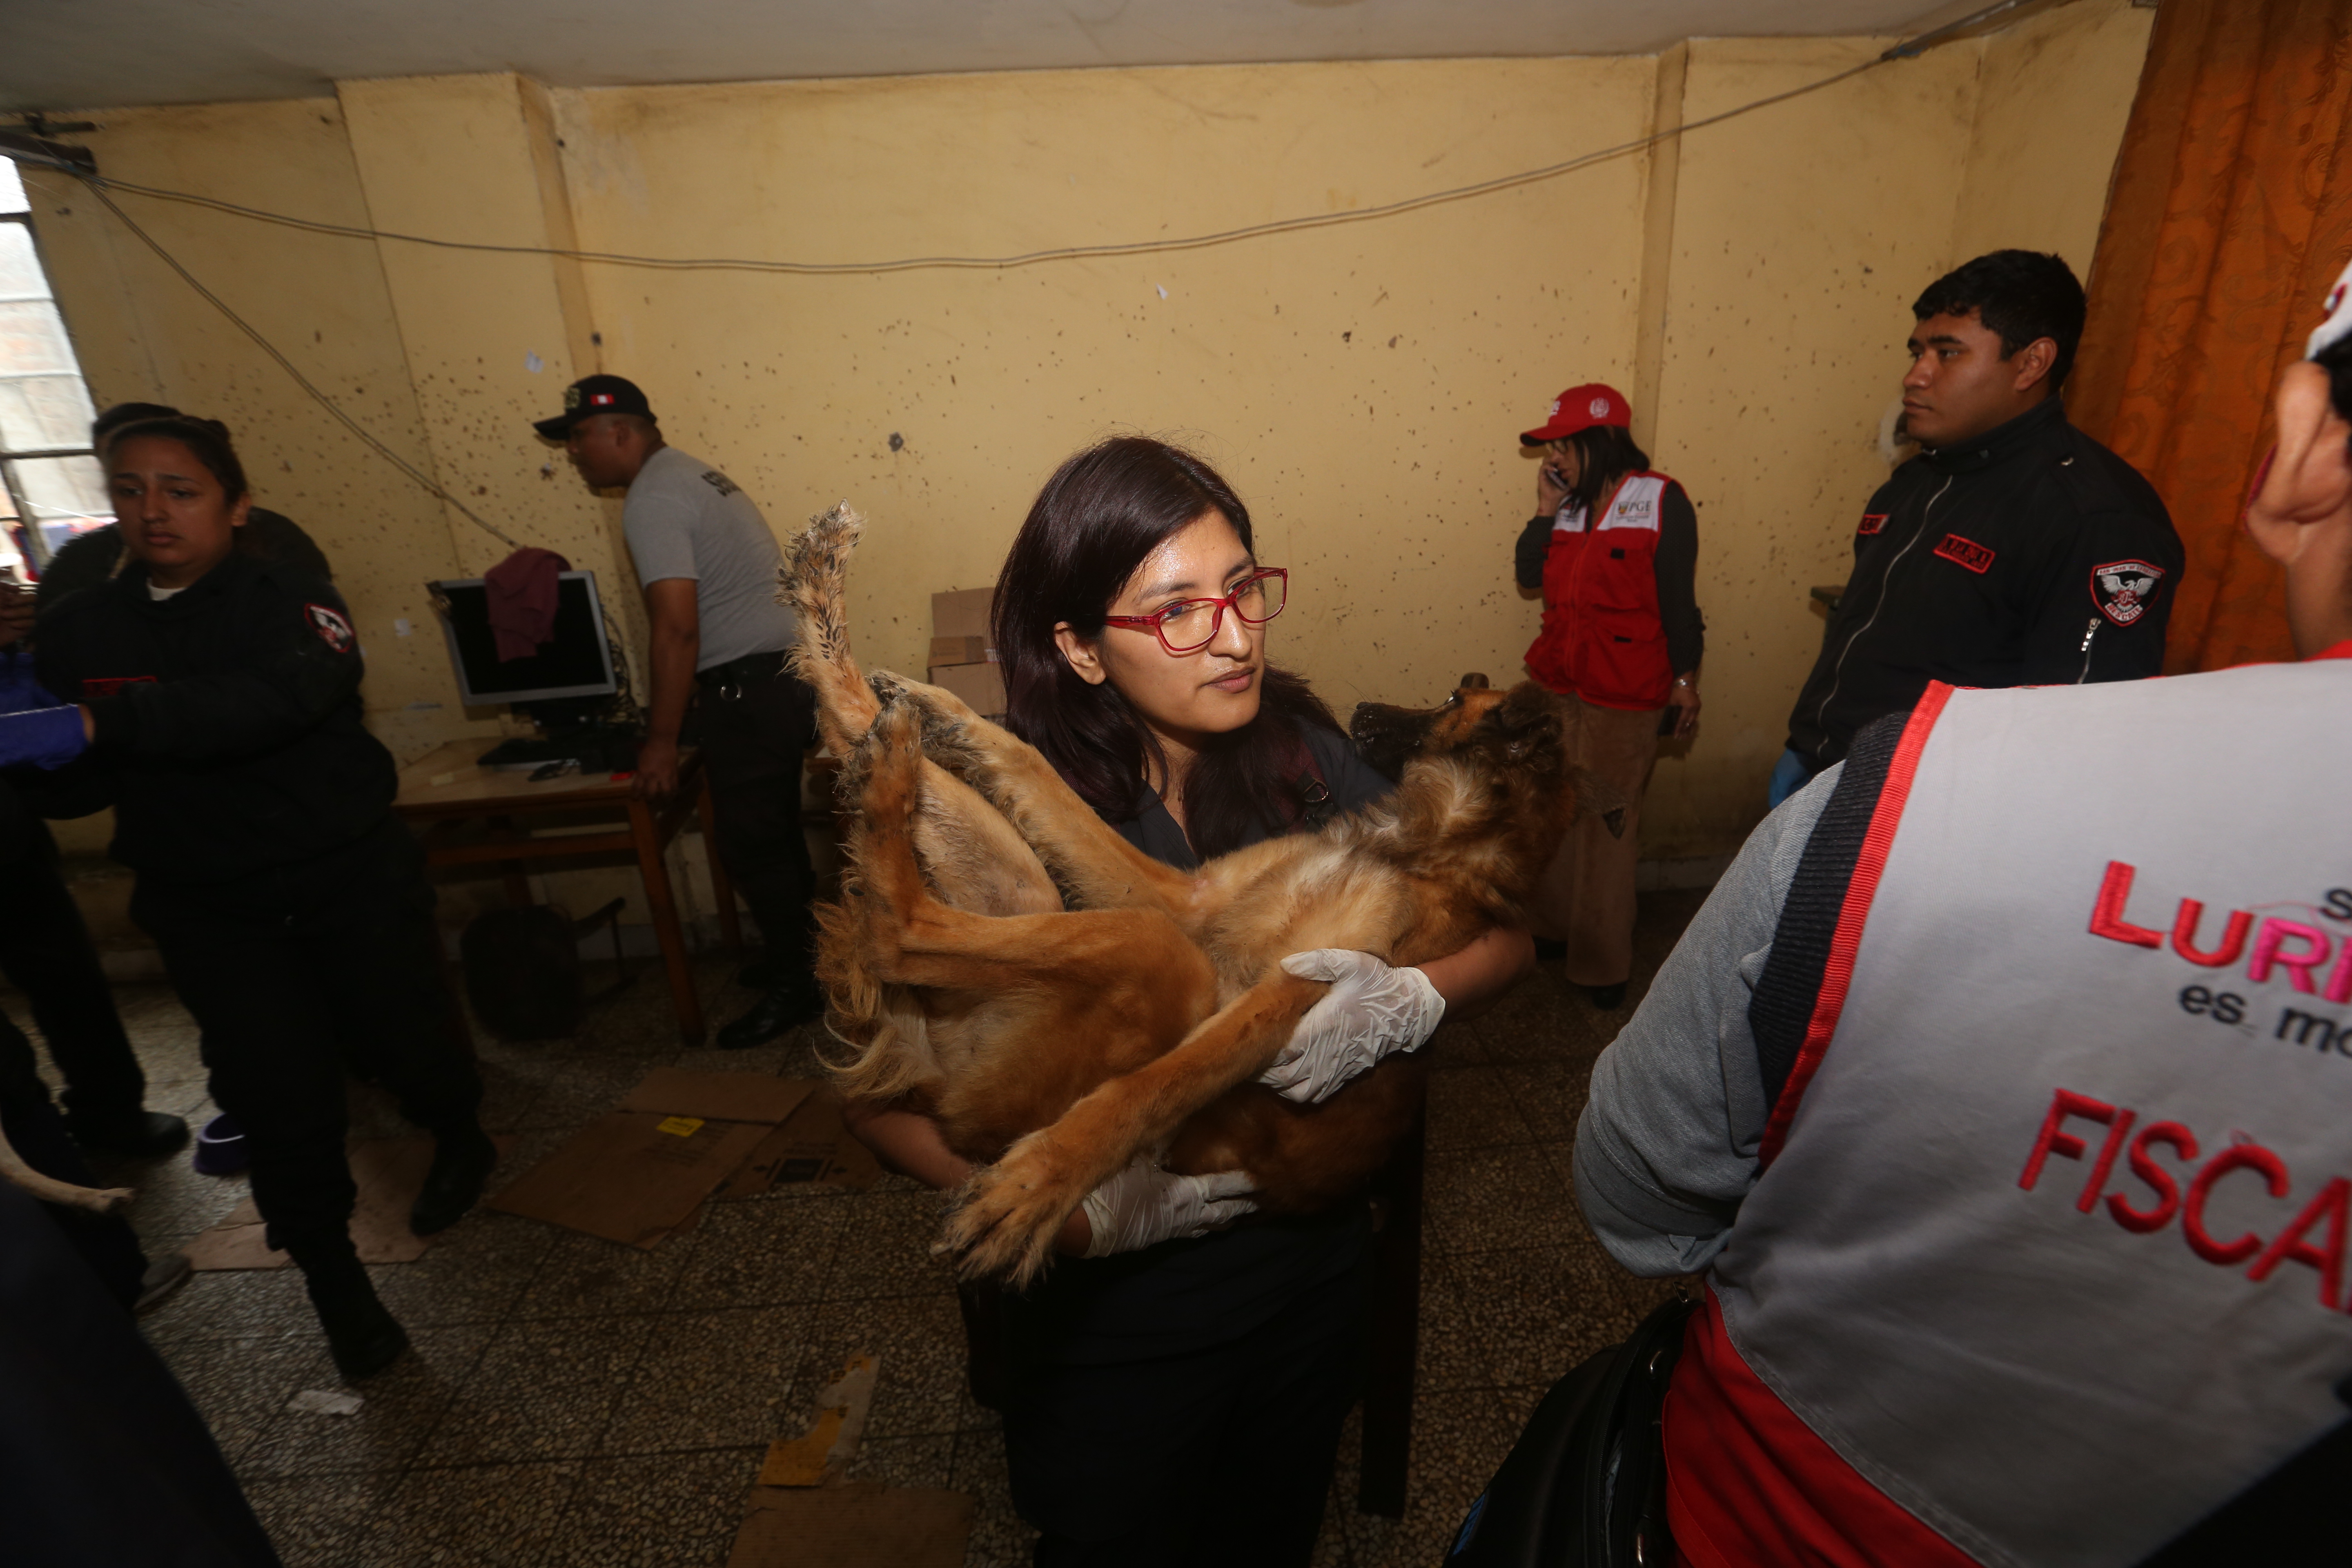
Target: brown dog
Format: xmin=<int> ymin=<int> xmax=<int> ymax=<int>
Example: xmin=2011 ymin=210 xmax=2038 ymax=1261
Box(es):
xmin=786 ymin=505 xmax=1619 ymax=1285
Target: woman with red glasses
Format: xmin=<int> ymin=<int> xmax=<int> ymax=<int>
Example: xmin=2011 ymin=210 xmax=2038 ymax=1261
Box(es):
xmin=846 ymin=436 xmax=1532 ymax=1567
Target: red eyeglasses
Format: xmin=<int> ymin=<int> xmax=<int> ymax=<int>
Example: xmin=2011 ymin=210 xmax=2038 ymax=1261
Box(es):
xmin=1102 ymin=568 xmax=1289 ymax=655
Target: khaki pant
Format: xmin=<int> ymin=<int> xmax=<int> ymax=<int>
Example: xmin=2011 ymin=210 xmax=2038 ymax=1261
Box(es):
xmin=1529 ymin=695 xmax=1660 ymax=987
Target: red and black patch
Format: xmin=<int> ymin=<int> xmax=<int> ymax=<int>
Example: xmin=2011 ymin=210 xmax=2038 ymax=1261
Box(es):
xmin=1933 ymin=532 xmax=1996 ymax=574
xmin=80 ymin=675 xmax=156 ymax=698
xmin=305 ymin=602 xmax=356 ymax=653
xmin=2090 ymin=559 xmax=2165 ymax=628
xmin=1858 ymin=512 xmax=1888 ymax=537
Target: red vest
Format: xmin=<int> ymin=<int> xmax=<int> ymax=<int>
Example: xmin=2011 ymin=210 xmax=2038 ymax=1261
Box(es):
xmin=1523 ymin=471 xmax=1676 ymax=709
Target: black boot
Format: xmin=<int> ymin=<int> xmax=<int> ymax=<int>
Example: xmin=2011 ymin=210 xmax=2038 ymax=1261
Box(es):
xmin=715 ymin=981 xmax=824 ymax=1050
xmin=410 ymin=1123 xmax=498 ymax=1238
xmin=1587 ymin=981 xmax=1629 ymax=1011
xmin=297 ymin=1250 xmax=409 ymax=1381
xmin=68 ymin=1110 xmax=191 ymax=1160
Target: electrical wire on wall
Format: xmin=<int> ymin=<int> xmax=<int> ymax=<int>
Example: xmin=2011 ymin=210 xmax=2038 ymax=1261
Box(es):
xmin=80 ymin=180 xmax=518 ymax=549
xmin=2 ymin=0 xmax=2045 ymax=549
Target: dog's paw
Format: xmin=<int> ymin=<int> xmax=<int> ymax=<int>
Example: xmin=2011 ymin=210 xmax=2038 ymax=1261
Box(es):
xmin=936 ymin=1138 xmax=1089 ymax=1287
xmin=868 ymin=669 xmax=915 ymax=708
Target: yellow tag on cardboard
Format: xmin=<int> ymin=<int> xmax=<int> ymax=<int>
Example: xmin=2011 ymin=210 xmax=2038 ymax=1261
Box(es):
xmin=656 ymin=1115 xmax=704 ymax=1138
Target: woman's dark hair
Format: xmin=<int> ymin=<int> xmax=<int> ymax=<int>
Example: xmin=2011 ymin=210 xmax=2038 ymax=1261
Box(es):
xmin=105 ymin=415 xmax=249 ymax=501
xmin=91 ymin=401 xmax=182 ymax=452
xmin=993 ymin=436 xmax=1341 ymax=859
xmin=1557 ymin=423 xmax=1653 ymax=518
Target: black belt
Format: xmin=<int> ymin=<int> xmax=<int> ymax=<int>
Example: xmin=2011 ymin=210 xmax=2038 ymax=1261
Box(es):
xmin=695 ymin=649 xmax=789 ymax=698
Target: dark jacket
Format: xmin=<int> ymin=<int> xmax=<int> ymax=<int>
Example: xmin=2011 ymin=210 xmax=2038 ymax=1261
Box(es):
xmin=1785 ymin=397 xmax=2181 ymax=766
xmin=34 ymin=552 xmax=395 ymax=884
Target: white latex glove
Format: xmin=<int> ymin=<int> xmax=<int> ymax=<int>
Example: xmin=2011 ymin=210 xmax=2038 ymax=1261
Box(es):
xmin=1261 ymin=948 xmax=1446 ymax=1105
xmin=1080 ymin=1157 xmax=1258 ymax=1257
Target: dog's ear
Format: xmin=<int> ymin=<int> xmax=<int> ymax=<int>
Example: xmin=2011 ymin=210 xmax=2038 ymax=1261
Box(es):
xmin=1566 ymin=765 xmax=1630 ymax=838
xmin=1488 ymin=684 xmax=1564 ymax=761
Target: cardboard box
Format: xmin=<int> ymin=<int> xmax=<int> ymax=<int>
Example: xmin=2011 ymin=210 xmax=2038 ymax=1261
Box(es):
xmin=928 ymin=661 xmax=1006 ymax=716
xmin=928 ymin=634 xmax=992 ymax=666
xmin=486 ymin=1069 xmax=820 ymax=1248
xmin=931 ymin=587 xmax=994 ymax=640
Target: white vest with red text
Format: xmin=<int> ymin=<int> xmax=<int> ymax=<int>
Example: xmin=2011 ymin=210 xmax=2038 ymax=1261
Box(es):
xmin=1710 ymin=660 xmax=2352 ymax=1566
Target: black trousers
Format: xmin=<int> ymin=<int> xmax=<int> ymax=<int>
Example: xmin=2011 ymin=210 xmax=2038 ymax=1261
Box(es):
xmin=130 ymin=820 xmax=481 ymax=1261
xmin=0 ymin=819 xmax=147 ymax=1129
xmin=1001 ymin=1230 xmax=1374 ymax=1568
xmin=0 ymin=1011 xmax=146 ymax=1310
xmin=695 ymin=664 xmax=819 ymax=984
xmin=0 ymin=1180 xmax=282 ymax=1568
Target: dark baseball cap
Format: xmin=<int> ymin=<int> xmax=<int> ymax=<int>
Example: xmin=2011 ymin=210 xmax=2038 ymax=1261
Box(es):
xmin=533 ymin=375 xmax=656 ymax=440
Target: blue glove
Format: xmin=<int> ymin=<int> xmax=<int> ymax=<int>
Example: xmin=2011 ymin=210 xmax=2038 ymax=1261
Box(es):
xmin=0 ymin=706 xmax=88 ymax=770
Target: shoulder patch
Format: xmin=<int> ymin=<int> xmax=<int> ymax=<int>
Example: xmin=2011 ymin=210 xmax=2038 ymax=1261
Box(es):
xmin=699 ymin=470 xmax=741 ymax=498
xmin=2090 ymin=559 xmax=2165 ymax=627
xmin=1932 ymin=532 xmax=1996 ymax=574
xmin=304 ymin=602 xmax=356 ymax=653
xmin=1858 ymin=512 xmax=1887 ymax=537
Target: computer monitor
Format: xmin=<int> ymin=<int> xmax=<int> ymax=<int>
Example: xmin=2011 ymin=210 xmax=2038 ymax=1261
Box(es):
xmin=428 ymin=570 xmax=618 ymax=706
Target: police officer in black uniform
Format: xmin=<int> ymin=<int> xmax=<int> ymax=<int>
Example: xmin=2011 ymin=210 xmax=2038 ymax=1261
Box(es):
xmin=1773 ymin=250 xmax=2184 ymax=803
xmin=4 ymin=416 xmax=494 ymax=1380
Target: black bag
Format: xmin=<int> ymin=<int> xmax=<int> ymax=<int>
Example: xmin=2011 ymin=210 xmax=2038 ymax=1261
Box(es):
xmin=1446 ymin=1295 xmax=1697 ymax=1568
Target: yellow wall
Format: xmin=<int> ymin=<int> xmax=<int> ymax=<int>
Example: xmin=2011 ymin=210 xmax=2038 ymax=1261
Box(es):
xmin=1951 ymin=0 xmax=2157 ymax=272
xmin=22 ymin=6 xmax=2156 ymax=924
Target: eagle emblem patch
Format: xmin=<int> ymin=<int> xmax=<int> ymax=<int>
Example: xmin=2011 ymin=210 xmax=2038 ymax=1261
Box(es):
xmin=2091 ymin=560 xmax=2164 ymax=628
xmin=305 ymin=603 xmax=356 ymax=653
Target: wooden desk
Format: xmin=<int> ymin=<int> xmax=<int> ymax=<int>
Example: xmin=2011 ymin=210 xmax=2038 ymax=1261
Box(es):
xmin=392 ymin=740 xmax=741 ymax=1044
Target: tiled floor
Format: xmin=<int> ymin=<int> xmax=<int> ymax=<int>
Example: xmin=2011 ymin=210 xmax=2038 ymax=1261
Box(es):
xmin=17 ymin=890 xmax=1704 ymax=1568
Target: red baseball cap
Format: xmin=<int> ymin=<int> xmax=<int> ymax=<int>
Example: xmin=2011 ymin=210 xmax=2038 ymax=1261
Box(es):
xmin=1520 ymin=383 xmax=1632 ymax=445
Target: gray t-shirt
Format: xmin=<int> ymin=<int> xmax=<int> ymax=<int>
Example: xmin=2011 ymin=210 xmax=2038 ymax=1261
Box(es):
xmin=621 ymin=444 xmax=795 ymax=670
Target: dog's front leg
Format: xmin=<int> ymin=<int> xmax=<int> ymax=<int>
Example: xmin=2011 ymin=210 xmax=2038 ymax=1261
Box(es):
xmin=939 ymin=970 xmax=1326 ymax=1286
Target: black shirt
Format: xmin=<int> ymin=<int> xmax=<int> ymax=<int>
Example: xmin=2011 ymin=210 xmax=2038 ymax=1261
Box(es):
xmin=1004 ymin=721 xmax=1394 ymax=1362
xmin=1784 ymin=397 xmax=2181 ymax=766
xmin=33 ymin=552 xmax=395 ymax=884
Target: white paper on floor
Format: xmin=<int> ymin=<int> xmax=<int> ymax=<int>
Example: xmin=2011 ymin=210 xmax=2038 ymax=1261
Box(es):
xmin=286 ymin=1388 xmax=365 ymax=1417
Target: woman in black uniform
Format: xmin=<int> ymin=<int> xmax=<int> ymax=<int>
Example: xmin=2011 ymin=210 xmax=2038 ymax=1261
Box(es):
xmin=849 ymin=438 xmax=1533 ymax=1565
xmin=19 ymin=416 xmax=494 ymax=1380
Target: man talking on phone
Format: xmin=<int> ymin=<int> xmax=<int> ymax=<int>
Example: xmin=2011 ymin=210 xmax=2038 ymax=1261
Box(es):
xmin=534 ymin=377 xmax=821 ymax=1049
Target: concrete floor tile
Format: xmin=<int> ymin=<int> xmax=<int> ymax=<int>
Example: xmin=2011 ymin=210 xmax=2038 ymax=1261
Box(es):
xmin=1422 ymin=1141 xmax=1581 ymax=1256
xmin=163 ymin=1332 xmax=337 ymax=1472
xmin=516 ymin=1227 xmax=692 ymax=1320
xmin=368 ymin=1207 xmax=558 ymax=1328
xmin=367 ymin=1459 xmax=584 ymax=1567
xmin=666 ymin=1187 xmax=850 ymax=1310
xmin=240 ymin=1471 xmax=395 ymax=1568
xmin=425 ymin=1314 xmax=655 ymax=1464
xmin=1494 ymin=1058 xmax=1588 ymax=1143
xmin=144 ymin=1264 xmax=316 ymax=1346
xmin=822 ymin=1187 xmax=960 ymax=1301
xmin=795 ymin=1292 xmax=973 ymax=1439
xmin=238 ymin=1325 xmax=494 ymax=1479
xmin=1423 ymin=1064 xmax=1536 ymax=1153
xmin=598 ymin=1305 xmax=813 ymax=1456
xmin=563 ymin=1448 xmax=763 ymax=1568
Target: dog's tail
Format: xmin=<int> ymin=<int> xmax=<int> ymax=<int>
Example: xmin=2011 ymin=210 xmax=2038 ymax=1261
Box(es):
xmin=782 ymin=502 xmax=883 ymax=758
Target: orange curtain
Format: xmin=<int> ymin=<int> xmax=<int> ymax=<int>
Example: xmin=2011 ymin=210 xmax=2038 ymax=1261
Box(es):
xmin=2070 ymin=0 xmax=2352 ymax=673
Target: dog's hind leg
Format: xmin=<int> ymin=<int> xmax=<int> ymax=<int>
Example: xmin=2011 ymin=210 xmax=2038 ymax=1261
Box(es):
xmin=939 ymin=968 xmax=1327 ymax=1286
xmin=871 ymin=673 xmax=1194 ymax=914
xmin=783 ymin=503 xmax=884 ymax=758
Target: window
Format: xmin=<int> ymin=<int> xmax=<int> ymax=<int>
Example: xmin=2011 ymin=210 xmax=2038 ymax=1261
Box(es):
xmin=0 ymin=157 xmax=109 ymax=579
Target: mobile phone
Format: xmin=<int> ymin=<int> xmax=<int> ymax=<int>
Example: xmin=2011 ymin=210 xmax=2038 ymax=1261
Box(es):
xmin=1657 ymin=708 xmax=1679 ymax=737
